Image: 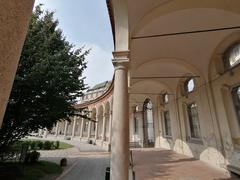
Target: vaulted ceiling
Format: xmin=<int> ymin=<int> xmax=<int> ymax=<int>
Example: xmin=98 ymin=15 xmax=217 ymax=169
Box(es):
xmin=127 ymin=0 xmax=240 ymax=92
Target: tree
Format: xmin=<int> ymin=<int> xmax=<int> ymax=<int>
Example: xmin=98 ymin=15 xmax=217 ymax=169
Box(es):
xmin=0 ymin=5 xmax=89 ymax=151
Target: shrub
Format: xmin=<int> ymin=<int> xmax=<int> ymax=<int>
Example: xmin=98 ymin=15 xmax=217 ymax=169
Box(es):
xmin=43 ymin=141 xmax=52 ymax=150
xmin=29 ymin=151 xmax=40 ymax=163
xmin=55 ymin=141 xmax=60 ymax=149
xmin=60 ymin=158 xmax=67 ymax=167
xmin=25 ymin=151 xmax=40 ymax=163
xmin=36 ymin=141 xmax=43 ymax=150
xmin=22 ymin=141 xmax=30 ymax=147
xmin=50 ymin=141 xmax=54 ymax=149
xmin=30 ymin=141 xmax=36 ymax=150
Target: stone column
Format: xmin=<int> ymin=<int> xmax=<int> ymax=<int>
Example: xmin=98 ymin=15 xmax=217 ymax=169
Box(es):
xmin=109 ymin=111 xmax=113 ymax=143
xmin=0 ymin=0 xmax=35 ymax=127
xmin=38 ymin=129 xmax=43 ymax=137
xmin=94 ymin=115 xmax=99 ymax=140
xmin=87 ymin=121 xmax=92 ymax=139
xmin=80 ymin=118 xmax=84 ymax=138
xmin=71 ymin=116 xmax=77 ymax=138
xmin=0 ymin=0 xmax=34 ymax=128
xmin=102 ymin=113 xmax=107 ymax=141
xmin=111 ymin=51 xmax=129 ymax=180
xmin=64 ymin=120 xmax=68 ymax=137
xmin=55 ymin=122 xmax=59 ymax=137
xmin=43 ymin=129 xmax=48 ymax=138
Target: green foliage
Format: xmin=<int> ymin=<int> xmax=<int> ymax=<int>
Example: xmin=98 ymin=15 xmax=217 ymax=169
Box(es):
xmin=0 ymin=161 xmax=62 ymax=180
xmin=0 ymin=5 xmax=89 ymax=152
xmin=43 ymin=141 xmax=52 ymax=150
xmin=20 ymin=140 xmax=72 ymax=150
xmin=36 ymin=141 xmax=43 ymax=150
xmin=55 ymin=141 xmax=60 ymax=149
xmin=0 ymin=142 xmax=24 ymax=162
xmin=29 ymin=151 xmax=40 ymax=163
xmin=30 ymin=141 xmax=36 ymax=150
xmin=25 ymin=151 xmax=40 ymax=163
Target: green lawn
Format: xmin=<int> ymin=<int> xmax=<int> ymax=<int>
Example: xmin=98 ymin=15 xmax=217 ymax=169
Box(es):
xmin=0 ymin=161 xmax=63 ymax=180
xmin=58 ymin=141 xmax=73 ymax=149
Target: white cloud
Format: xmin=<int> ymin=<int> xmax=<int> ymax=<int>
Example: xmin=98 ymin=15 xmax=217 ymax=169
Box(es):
xmin=81 ymin=43 xmax=114 ymax=88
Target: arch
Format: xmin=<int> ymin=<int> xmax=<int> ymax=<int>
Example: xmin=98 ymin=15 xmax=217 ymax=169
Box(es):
xmin=132 ymin=58 xmax=206 ymax=96
xmin=131 ymin=79 xmax=173 ymax=94
xmin=208 ymin=31 xmax=240 ymax=154
xmin=132 ymin=1 xmax=240 ymax=37
xmin=135 ymin=58 xmax=205 ymax=82
xmin=135 ymin=58 xmax=203 ymax=77
xmin=97 ymin=105 xmax=104 ymax=139
xmin=82 ymin=107 xmax=91 ymax=137
xmin=91 ymin=108 xmax=97 ymax=120
xmin=105 ymin=101 xmax=111 ymax=141
xmin=142 ymin=98 xmax=155 ymax=147
xmin=208 ymin=30 xmax=240 ymax=80
xmin=90 ymin=107 xmax=97 ymax=138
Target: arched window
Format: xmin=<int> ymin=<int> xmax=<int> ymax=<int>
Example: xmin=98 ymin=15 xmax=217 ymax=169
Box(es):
xmin=163 ymin=111 xmax=172 ymax=137
xmin=187 ymin=102 xmax=201 ymax=139
xmin=185 ymin=78 xmax=195 ymax=93
xmin=143 ymin=99 xmax=155 ymax=147
xmin=224 ymin=43 xmax=240 ymax=69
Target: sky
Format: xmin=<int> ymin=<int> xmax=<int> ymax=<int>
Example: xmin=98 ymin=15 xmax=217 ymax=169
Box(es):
xmin=34 ymin=0 xmax=114 ymax=88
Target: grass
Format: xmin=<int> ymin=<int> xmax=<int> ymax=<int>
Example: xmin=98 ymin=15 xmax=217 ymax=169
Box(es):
xmin=58 ymin=142 xmax=73 ymax=149
xmin=0 ymin=161 xmax=63 ymax=180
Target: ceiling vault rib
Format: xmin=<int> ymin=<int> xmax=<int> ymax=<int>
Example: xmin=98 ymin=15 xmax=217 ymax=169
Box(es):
xmin=132 ymin=25 xmax=240 ymax=40
xmin=132 ymin=75 xmax=200 ymax=79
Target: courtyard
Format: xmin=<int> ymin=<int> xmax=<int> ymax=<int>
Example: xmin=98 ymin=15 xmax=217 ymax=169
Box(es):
xmin=31 ymin=136 xmax=237 ymax=180
xmin=1 ymin=1 xmax=240 ymax=180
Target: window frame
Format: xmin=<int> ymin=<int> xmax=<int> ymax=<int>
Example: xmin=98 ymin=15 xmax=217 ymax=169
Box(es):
xmin=184 ymin=78 xmax=196 ymax=94
xmin=185 ymin=102 xmax=202 ymax=143
xmin=162 ymin=93 xmax=169 ymax=104
xmin=232 ymin=85 xmax=240 ymax=127
xmin=223 ymin=43 xmax=240 ymax=71
xmin=162 ymin=110 xmax=172 ymax=138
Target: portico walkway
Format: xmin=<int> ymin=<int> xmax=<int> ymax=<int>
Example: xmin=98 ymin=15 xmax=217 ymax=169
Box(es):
xmin=131 ymin=148 xmax=236 ymax=180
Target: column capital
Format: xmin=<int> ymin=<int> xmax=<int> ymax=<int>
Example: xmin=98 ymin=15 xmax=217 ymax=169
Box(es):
xmin=112 ymin=50 xmax=129 ymax=57
xmin=112 ymin=50 xmax=130 ymax=69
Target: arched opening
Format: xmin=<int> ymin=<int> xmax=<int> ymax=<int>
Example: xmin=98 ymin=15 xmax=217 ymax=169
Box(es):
xmin=209 ymin=37 xmax=240 ymax=150
xmin=97 ymin=105 xmax=104 ymax=139
xmin=105 ymin=102 xmax=111 ymax=141
xmin=143 ymin=98 xmax=155 ymax=147
xmin=90 ymin=108 xmax=97 ymax=138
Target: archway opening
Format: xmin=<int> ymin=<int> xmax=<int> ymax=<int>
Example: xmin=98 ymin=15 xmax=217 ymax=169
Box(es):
xmin=143 ymin=98 xmax=155 ymax=147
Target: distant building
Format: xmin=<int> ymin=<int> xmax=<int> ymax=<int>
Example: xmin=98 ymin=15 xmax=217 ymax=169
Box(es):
xmin=79 ymin=81 xmax=111 ymax=102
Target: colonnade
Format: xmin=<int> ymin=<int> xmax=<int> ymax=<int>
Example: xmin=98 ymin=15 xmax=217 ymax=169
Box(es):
xmin=53 ymin=102 xmax=113 ymax=150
